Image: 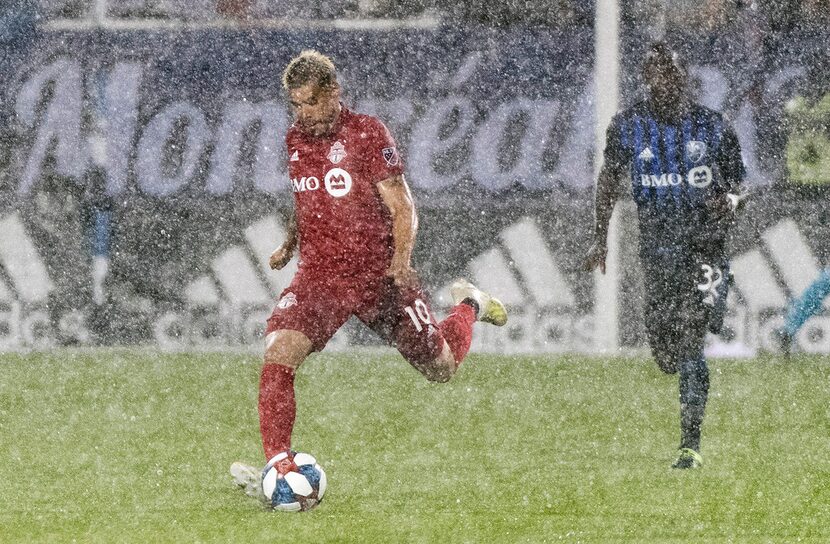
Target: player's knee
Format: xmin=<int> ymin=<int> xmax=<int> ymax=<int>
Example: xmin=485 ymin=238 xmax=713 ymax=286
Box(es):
xmin=679 ymin=376 xmax=708 ymax=405
xmin=264 ymin=350 xmax=301 ymax=370
xmin=653 ymin=350 xmax=678 ymax=374
xmin=422 ymin=364 xmax=453 ymax=383
xmin=264 ymin=330 xmax=312 ymax=370
xmin=419 ymin=348 xmax=456 ymax=383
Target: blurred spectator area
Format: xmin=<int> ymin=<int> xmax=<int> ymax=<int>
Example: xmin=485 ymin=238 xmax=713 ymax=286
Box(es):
xmin=623 ymin=0 xmax=830 ymax=30
xmin=1 ymin=0 xmax=38 ymax=41
xmin=32 ymin=0 xmax=590 ymax=25
xmin=28 ymin=0 xmax=830 ymax=26
xmin=34 ymin=0 xmax=438 ymax=20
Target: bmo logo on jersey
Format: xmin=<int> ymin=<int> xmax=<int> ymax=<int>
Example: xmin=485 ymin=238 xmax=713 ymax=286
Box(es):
xmin=292 ymin=176 xmax=320 ymax=192
xmin=687 ymin=165 xmax=713 ymax=188
xmin=291 ymin=168 xmax=353 ymax=197
xmin=640 ymin=165 xmax=713 ymax=189
xmin=324 ymin=168 xmax=352 ymax=198
xmin=641 ymin=173 xmax=684 ymax=187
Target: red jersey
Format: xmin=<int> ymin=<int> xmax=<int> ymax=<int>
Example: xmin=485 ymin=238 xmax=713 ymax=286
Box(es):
xmin=286 ymin=107 xmax=404 ymax=277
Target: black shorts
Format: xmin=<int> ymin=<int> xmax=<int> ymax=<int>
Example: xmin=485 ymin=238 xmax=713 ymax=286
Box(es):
xmin=640 ymin=249 xmax=730 ymax=373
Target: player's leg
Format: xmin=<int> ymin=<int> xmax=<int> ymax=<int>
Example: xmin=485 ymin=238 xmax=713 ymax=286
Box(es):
xmin=258 ymin=279 xmax=353 ymax=459
xmin=386 ymin=290 xmax=473 ymax=383
xmin=259 ymin=329 xmax=313 ymax=461
xmin=708 ymin=262 xmax=731 ymax=335
xmin=417 ymin=298 xmax=478 ymax=382
xmin=420 ymin=279 xmax=507 ymax=381
xmin=421 ymin=279 xmax=507 ymax=380
xmin=675 ymin=336 xmax=708 ymax=468
xmin=231 ymin=330 xmax=315 ymax=500
xmin=672 ymin=259 xmax=720 ymax=468
xmin=360 ymin=278 xmax=506 ymax=383
xmin=641 ymin=253 xmax=706 ymax=467
xmin=642 ymin=261 xmax=681 ymax=374
xmin=645 ymin=293 xmax=707 ymax=468
xmin=232 ymin=278 xmax=351 ymax=498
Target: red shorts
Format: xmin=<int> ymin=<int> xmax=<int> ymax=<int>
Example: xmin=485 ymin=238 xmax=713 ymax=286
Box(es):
xmin=265 ymin=268 xmax=443 ymax=367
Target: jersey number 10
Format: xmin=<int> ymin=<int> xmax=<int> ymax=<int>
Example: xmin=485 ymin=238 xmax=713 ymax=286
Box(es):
xmin=404 ymin=299 xmax=433 ymax=332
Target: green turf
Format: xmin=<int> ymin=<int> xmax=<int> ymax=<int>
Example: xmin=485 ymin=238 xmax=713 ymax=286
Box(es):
xmin=1 ymin=350 xmax=829 ymax=543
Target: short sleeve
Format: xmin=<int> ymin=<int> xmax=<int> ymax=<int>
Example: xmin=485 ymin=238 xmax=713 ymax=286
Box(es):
xmin=603 ymin=115 xmax=628 ymax=176
xmin=716 ymin=122 xmax=745 ymax=194
xmin=285 ymin=129 xmax=299 ymax=180
xmin=364 ymin=118 xmax=404 ymax=183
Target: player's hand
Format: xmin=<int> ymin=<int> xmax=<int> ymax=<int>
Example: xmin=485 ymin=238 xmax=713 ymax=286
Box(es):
xmin=583 ymin=241 xmax=608 ymax=274
xmin=706 ymin=193 xmax=735 ymax=221
xmin=269 ymin=245 xmax=294 ymax=270
xmin=387 ymin=261 xmax=418 ymax=288
xmin=726 ymin=190 xmax=751 ymax=213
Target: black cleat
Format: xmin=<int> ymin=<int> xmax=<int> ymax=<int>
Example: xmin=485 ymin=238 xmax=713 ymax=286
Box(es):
xmin=671 ymin=448 xmax=703 ymax=469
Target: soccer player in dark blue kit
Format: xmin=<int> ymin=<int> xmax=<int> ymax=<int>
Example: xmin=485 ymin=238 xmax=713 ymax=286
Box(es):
xmin=584 ymin=43 xmax=746 ymax=469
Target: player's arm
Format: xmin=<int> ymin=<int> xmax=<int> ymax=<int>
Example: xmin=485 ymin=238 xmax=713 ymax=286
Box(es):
xmin=583 ymin=118 xmax=626 ymax=274
xmin=708 ymin=123 xmax=748 ymax=220
xmin=269 ymin=207 xmax=298 ymax=270
xmin=377 ymin=174 xmax=419 ymax=287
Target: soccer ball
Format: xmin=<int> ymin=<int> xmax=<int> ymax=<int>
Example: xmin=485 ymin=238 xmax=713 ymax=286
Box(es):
xmin=261 ymin=450 xmax=327 ymax=512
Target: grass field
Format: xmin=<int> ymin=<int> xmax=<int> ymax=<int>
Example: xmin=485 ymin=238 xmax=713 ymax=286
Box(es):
xmin=1 ymin=350 xmax=829 ymax=543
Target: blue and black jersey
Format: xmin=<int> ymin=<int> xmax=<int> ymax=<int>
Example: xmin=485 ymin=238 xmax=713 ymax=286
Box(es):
xmin=603 ymin=101 xmax=745 ymax=259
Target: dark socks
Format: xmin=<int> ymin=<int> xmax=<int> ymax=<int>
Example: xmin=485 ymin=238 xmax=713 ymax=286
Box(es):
xmin=460 ymin=297 xmax=480 ymax=317
xmin=679 ymin=355 xmax=709 ymax=451
xmin=680 ymin=402 xmax=706 ymax=451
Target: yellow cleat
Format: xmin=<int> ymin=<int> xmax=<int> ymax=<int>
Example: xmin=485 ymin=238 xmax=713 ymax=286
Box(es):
xmin=450 ymin=279 xmax=508 ymax=326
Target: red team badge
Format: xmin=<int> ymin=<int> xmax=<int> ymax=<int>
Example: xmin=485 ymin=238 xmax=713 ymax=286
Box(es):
xmin=327 ymin=140 xmax=347 ymax=164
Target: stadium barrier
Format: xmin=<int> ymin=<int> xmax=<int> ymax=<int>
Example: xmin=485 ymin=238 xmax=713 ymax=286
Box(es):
xmin=0 ymin=26 xmax=827 ymax=353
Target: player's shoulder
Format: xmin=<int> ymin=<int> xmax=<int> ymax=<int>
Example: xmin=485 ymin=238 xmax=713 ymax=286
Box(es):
xmin=344 ymin=108 xmax=392 ymax=140
xmin=691 ymin=102 xmax=740 ymax=140
xmin=285 ymin=123 xmax=303 ymax=145
xmin=690 ymin=102 xmax=731 ymax=124
xmin=613 ymin=101 xmax=649 ymax=125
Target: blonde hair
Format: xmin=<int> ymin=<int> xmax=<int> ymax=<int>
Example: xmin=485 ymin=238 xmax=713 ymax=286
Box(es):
xmin=282 ymin=50 xmax=338 ymax=91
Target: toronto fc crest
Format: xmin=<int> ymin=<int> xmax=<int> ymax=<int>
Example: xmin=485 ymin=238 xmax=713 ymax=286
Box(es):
xmin=327 ymin=141 xmax=346 ymax=164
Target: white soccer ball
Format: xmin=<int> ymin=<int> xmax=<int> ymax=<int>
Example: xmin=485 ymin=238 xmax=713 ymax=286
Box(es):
xmin=261 ymin=450 xmax=327 ymax=512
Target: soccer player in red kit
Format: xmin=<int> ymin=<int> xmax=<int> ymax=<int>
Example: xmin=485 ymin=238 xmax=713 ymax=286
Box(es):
xmin=231 ymin=50 xmax=507 ymax=499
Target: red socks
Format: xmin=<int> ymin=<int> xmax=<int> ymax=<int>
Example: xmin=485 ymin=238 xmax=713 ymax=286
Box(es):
xmin=439 ymin=303 xmax=476 ymax=366
xmin=258 ymin=363 xmax=296 ymax=461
